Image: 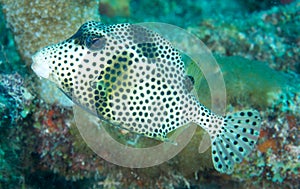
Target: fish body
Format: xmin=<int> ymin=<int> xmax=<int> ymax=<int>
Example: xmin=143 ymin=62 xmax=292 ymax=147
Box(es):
xmin=31 ymin=21 xmax=261 ymax=173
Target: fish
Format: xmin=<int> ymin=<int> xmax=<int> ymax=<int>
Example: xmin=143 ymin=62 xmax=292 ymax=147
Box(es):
xmin=31 ymin=21 xmax=261 ymax=174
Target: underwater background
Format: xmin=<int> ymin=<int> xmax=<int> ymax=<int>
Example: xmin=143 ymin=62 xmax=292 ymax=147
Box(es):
xmin=0 ymin=0 xmax=299 ymax=188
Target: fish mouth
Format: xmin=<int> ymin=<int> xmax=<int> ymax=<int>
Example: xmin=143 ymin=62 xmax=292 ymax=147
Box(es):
xmin=31 ymin=51 xmax=51 ymax=79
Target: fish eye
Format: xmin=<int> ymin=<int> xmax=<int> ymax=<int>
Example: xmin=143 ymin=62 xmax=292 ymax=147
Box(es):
xmin=85 ymin=36 xmax=106 ymax=51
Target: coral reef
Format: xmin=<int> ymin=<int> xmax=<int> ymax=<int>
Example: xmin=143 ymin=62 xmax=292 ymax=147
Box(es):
xmin=188 ymin=1 xmax=300 ymax=73
xmin=31 ymin=104 xmax=104 ymax=181
xmin=16 ymin=56 xmax=298 ymax=189
xmin=239 ymin=0 xmax=294 ymax=12
xmin=101 ymin=0 xmax=203 ymax=27
xmin=0 ymin=73 xmax=33 ymax=188
xmin=186 ymin=55 xmax=300 ymax=188
xmin=186 ymin=55 xmax=299 ymax=111
xmin=1 ymin=0 xmax=100 ymax=65
xmin=99 ymin=0 xmax=130 ymax=18
xmin=231 ymin=108 xmax=300 ymax=187
xmin=0 ymin=9 xmax=23 ymax=75
xmin=0 ymin=0 xmax=299 ymax=188
xmin=215 ymin=56 xmax=299 ymax=110
xmin=0 ymin=73 xmax=33 ymax=120
xmin=1 ymin=0 xmax=100 ymax=106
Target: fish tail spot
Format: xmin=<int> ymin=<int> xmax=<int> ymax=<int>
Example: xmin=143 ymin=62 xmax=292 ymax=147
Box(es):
xmin=211 ymin=110 xmax=261 ymax=174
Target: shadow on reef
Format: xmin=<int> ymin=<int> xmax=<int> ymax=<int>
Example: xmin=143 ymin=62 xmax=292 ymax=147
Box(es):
xmin=25 ymin=170 xmax=88 ymax=189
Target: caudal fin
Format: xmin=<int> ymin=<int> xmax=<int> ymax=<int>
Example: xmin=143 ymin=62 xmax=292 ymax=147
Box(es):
xmin=211 ymin=110 xmax=261 ymax=174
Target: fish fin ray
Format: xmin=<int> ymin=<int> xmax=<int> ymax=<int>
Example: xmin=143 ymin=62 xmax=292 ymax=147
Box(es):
xmin=211 ymin=110 xmax=261 ymax=174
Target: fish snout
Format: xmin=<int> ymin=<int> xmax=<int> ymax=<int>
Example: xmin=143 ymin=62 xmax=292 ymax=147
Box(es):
xmin=31 ymin=51 xmax=51 ymax=79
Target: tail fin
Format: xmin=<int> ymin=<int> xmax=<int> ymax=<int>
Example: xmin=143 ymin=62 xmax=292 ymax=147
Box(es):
xmin=211 ymin=110 xmax=261 ymax=174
